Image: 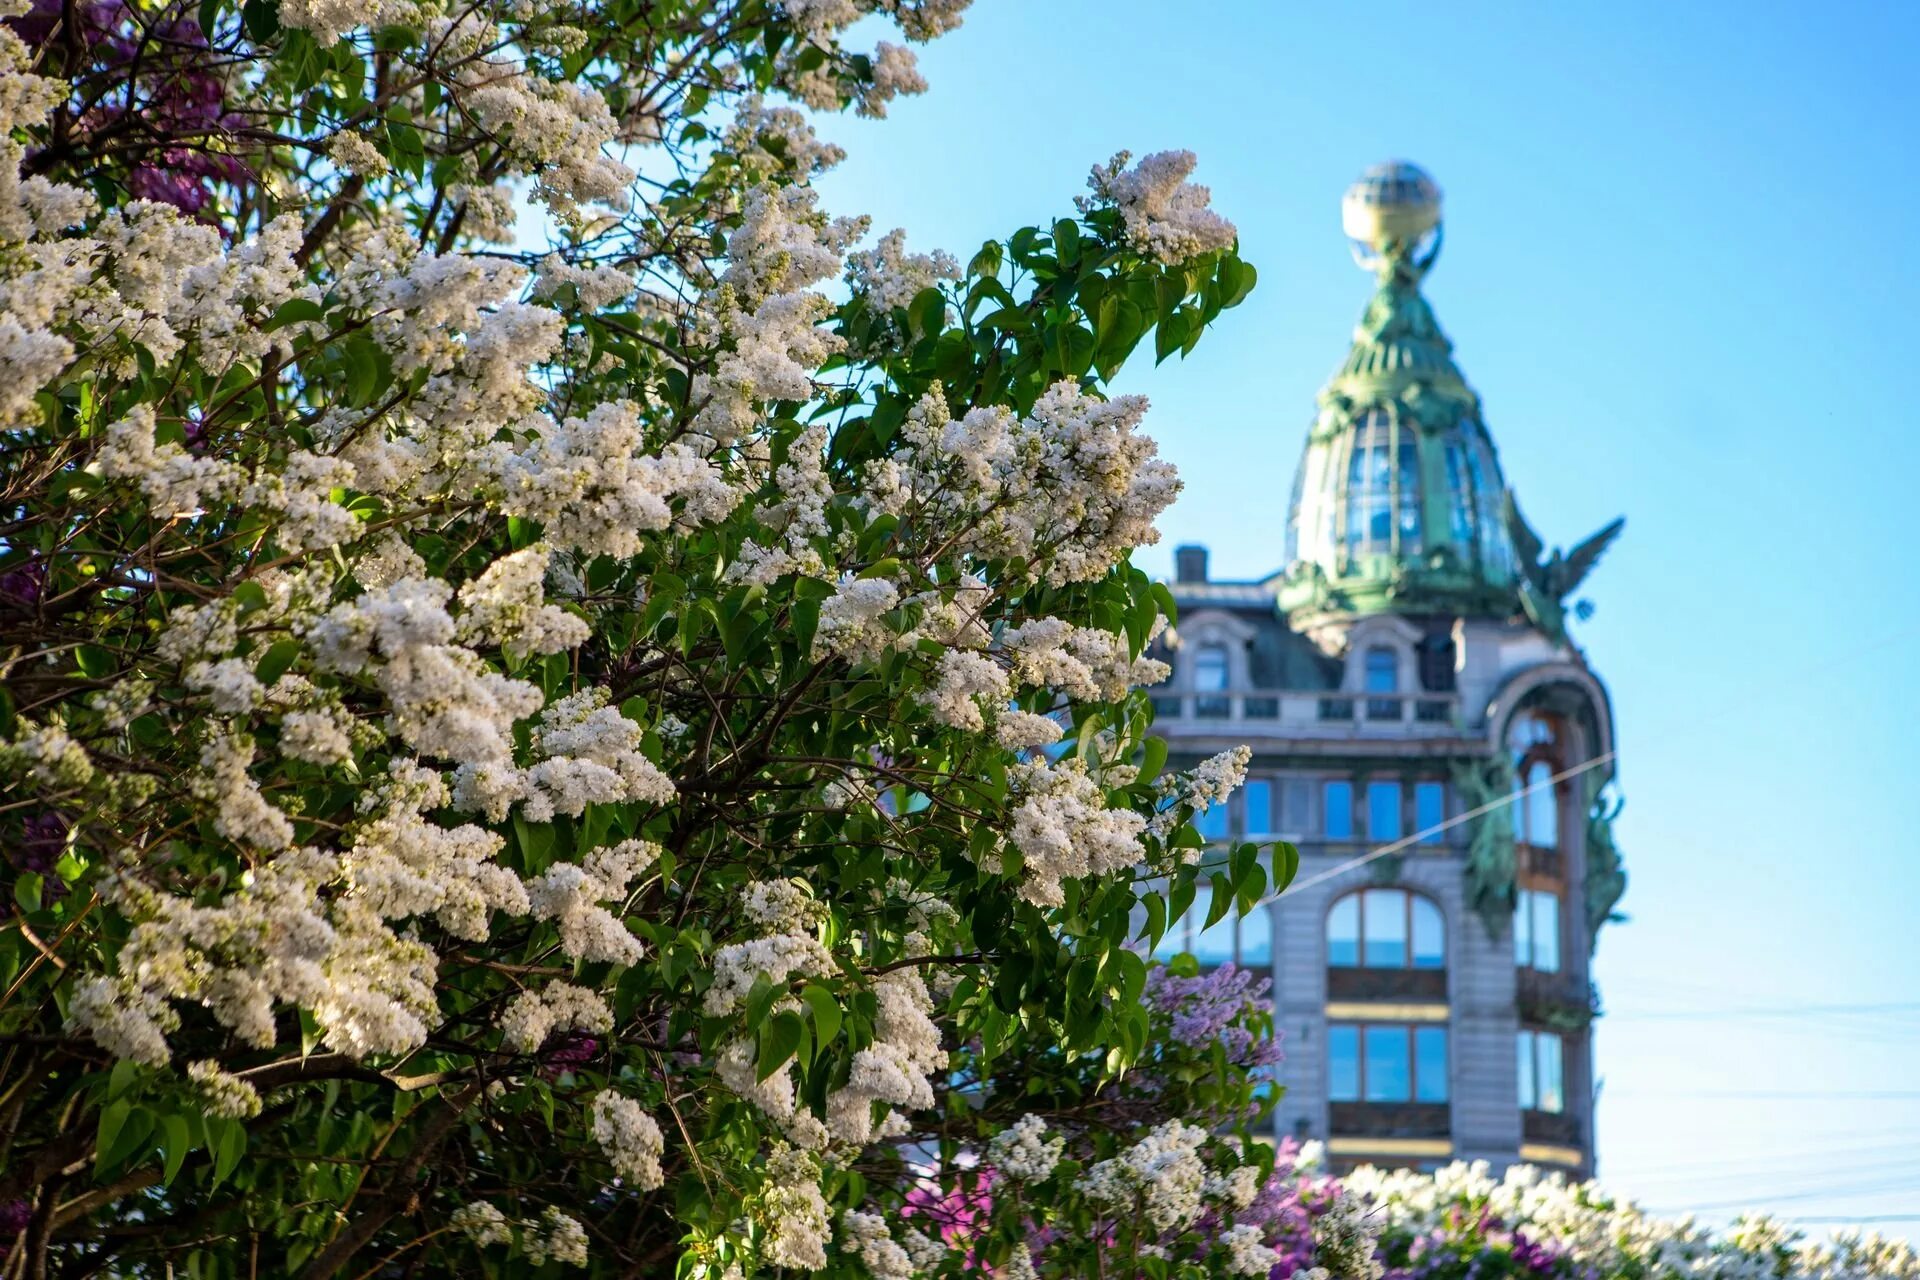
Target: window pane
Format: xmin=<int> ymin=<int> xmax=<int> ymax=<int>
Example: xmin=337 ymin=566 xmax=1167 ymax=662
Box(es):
xmin=1324 ymin=781 xmax=1353 ymax=839
xmin=1517 ymin=1032 xmax=1537 ymax=1109
xmin=1513 ymin=892 xmax=1532 ymax=967
xmin=1364 ymin=1026 xmax=1411 ymax=1102
xmin=1415 ymin=782 xmax=1445 ymax=842
xmin=1327 ymin=895 xmax=1360 ymax=967
xmin=1362 ymin=889 xmax=1408 ymax=968
xmin=1242 ymin=780 xmax=1274 ymax=838
xmin=1368 ymin=781 xmax=1403 ymax=842
xmin=1531 ymin=889 xmax=1561 ymax=974
xmin=1527 ymin=762 xmax=1558 ymax=848
xmin=1239 ymin=897 xmax=1271 ymax=968
xmin=1282 ymin=779 xmax=1311 ymax=837
xmin=1365 ymin=648 xmax=1398 ymax=693
xmin=1411 ymin=896 xmax=1445 ymax=969
xmin=1194 ymin=646 xmax=1229 ymax=693
xmin=1539 ymin=1033 xmax=1565 ymax=1113
xmin=1329 ymin=1026 xmax=1360 ymax=1102
xmin=1193 ymin=887 xmax=1236 ymax=968
xmin=1414 ymin=1027 xmax=1449 ymax=1102
xmin=1194 ymin=803 xmax=1229 ymax=843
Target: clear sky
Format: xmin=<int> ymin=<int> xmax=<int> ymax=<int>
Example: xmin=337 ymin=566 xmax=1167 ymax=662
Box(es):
xmin=814 ymin=0 xmax=1920 ymax=1238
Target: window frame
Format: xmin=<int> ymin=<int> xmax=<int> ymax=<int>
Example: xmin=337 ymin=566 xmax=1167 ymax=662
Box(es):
xmin=1517 ymin=1028 xmax=1567 ymax=1114
xmin=1328 ymin=1021 xmax=1450 ymax=1104
xmin=1327 ymin=887 xmax=1445 ymax=971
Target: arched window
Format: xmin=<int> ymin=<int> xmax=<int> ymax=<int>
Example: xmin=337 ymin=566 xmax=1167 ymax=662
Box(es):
xmin=1327 ymin=888 xmax=1444 ymax=970
xmin=1508 ymin=712 xmax=1563 ymax=850
xmin=1193 ymin=644 xmax=1229 ymax=719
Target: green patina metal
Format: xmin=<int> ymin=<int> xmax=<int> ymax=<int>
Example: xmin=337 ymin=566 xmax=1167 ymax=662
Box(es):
xmin=1450 ymin=754 xmax=1518 ymax=938
xmin=1583 ymin=774 xmax=1628 ymax=944
xmin=1279 ymin=163 xmax=1522 ymax=626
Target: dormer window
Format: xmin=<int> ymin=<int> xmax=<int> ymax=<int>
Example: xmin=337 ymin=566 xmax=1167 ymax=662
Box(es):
xmin=1193 ymin=644 xmax=1230 ymax=719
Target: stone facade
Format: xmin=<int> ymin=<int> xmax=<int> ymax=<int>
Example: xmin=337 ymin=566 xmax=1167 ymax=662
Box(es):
xmin=1148 ymin=162 xmax=1623 ymax=1178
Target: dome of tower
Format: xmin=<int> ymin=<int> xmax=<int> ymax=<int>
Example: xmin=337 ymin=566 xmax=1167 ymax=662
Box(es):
xmin=1279 ymin=163 xmax=1520 ymax=623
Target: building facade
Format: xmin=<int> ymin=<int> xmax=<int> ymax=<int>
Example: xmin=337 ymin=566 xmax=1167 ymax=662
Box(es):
xmin=1149 ymin=163 xmax=1627 ymax=1177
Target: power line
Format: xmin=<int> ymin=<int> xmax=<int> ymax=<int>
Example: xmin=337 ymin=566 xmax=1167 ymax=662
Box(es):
xmin=1265 ymin=751 xmax=1616 ymax=903
xmin=1612 ymin=1002 xmax=1920 ymax=1022
xmin=1606 ymin=1088 xmax=1920 ymax=1100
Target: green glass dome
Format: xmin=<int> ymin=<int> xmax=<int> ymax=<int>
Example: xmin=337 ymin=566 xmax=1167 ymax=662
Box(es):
xmin=1280 ymin=163 xmax=1520 ymax=622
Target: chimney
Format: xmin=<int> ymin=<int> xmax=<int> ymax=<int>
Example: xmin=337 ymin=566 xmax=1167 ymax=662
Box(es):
xmin=1174 ymin=544 xmax=1209 ymax=583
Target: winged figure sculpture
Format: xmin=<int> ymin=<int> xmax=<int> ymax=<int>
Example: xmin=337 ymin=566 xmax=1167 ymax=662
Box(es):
xmin=1503 ymin=490 xmax=1624 ymax=645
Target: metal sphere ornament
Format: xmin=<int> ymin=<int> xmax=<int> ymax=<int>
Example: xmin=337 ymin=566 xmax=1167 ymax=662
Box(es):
xmin=1342 ymin=160 xmax=1444 ymax=280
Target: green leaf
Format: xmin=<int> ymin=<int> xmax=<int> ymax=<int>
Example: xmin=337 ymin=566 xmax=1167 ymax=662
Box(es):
xmin=757 ymin=1010 xmax=806 ymax=1082
xmin=266 ymin=297 xmax=325 ymax=330
xmin=159 ymin=1113 xmax=192 ymax=1187
xmin=1270 ymin=840 xmax=1301 ymax=894
xmin=801 ymin=985 xmax=842 ymax=1049
xmin=212 ymin=1118 xmax=247 ymax=1187
xmin=14 ymin=872 xmax=41 ymax=914
xmin=1206 ymin=873 xmax=1233 ymax=927
xmin=96 ymin=1101 xmax=131 ymax=1167
xmin=254 ymin=638 xmax=302 ymax=687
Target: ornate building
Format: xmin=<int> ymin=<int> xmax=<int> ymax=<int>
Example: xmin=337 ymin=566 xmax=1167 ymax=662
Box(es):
xmin=1149 ymin=162 xmax=1627 ymax=1176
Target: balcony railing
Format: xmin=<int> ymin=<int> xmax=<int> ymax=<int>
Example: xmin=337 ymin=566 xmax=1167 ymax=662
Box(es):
xmin=1151 ymin=690 xmax=1463 ymax=736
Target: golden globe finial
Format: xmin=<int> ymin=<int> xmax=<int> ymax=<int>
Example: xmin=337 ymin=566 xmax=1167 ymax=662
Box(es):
xmin=1342 ymin=160 xmax=1443 ymax=278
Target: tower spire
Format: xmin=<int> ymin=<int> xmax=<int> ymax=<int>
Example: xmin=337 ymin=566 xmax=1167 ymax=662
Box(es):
xmin=1279 ymin=162 xmax=1519 ymax=625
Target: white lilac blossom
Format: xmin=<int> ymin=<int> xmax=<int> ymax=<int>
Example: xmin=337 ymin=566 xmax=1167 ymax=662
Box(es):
xmin=589 ymin=1091 xmax=666 ymax=1190
xmin=761 ymin=1146 xmax=832 ymax=1271
xmin=187 ymin=1060 xmax=263 ymax=1119
xmin=523 ymin=1207 xmax=590 ymax=1267
xmin=840 ymin=1209 xmax=913 ymax=1280
xmin=449 ymin=1201 xmax=513 ymax=1248
xmin=1005 ymin=757 xmax=1147 ymax=908
xmin=1082 ymin=149 xmax=1239 ymax=266
xmin=703 ymin=933 xmax=835 ymax=1016
xmin=986 ymin=1113 xmax=1064 ymax=1182
xmin=497 ymin=982 xmax=615 ymax=1054
xmin=1076 ymin=1119 xmax=1212 ymax=1233
xmin=862 ymin=384 xmax=1182 ymax=588
xmin=846 ymin=227 xmax=959 ymax=317
xmin=1222 ymin=1223 xmax=1280 ymax=1277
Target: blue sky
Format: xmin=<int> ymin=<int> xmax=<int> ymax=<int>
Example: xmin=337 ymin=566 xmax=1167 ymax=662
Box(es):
xmin=816 ymin=0 xmax=1920 ymax=1237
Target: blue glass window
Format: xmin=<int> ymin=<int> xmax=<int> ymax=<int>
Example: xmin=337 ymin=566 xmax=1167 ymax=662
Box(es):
xmin=1365 ymin=647 xmax=1398 ymax=693
xmin=1326 ymin=895 xmax=1360 ymax=967
xmin=1239 ymin=898 xmax=1271 ymax=968
xmin=1411 ymin=896 xmax=1445 ymax=970
xmin=1242 ymin=779 xmax=1274 ymax=838
xmin=1364 ymin=1026 xmax=1411 ymax=1102
xmin=1328 ymin=1026 xmax=1361 ymax=1102
xmin=1518 ymin=1030 xmax=1566 ymax=1113
xmin=1415 ymin=781 xmax=1445 ymax=842
xmin=1324 ymin=781 xmax=1353 ymax=839
xmin=1515 ymin=889 xmax=1561 ymax=973
xmin=1361 ymin=889 xmax=1408 ymax=968
xmin=1414 ymin=1027 xmax=1449 ymax=1102
xmin=1193 ymin=802 xmax=1229 ymax=843
xmin=1192 ymin=885 xmax=1236 ymax=968
xmin=1368 ymin=781 xmax=1403 ymax=841
xmin=1330 ymin=889 xmax=1445 ymax=970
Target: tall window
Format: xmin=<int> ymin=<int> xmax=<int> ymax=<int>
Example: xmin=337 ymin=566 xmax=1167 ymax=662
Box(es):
xmin=1328 ymin=889 xmax=1444 ymax=970
xmin=1364 ymin=646 xmax=1400 ymax=721
xmin=1414 ymin=781 xmax=1446 ymax=843
xmin=1343 ymin=411 xmax=1421 ymax=557
xmin=1517 ymin=1030 xmax=1566 ymax=1113
xmin=1193 ymin=801 xmax=1229 ymax=844
xmin=1329 ymin=1024 xmax=1448 ymax=1103
xmin=1242 ymin=779 xmax=1274 ymax=839
xmin=1509 ymin=712 xmax=1563 ymax=849
xmin=1142 ymin=879 xmax=1271 ymax=972
xmin=1367 ymin=780 xmax=1403 ymax=841
xmin=1323 ymin=780 xmax=1354 ymax=839
xmin=1194 ymin=645 xmax=1230 ymax=719
xmin=1514 ymin=887 xmax=1561 ymax=973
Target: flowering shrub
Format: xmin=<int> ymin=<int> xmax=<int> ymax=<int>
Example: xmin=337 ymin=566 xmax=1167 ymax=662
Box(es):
xmin=1344 ymin=1160 xmax=1920 ymax=1280
xmin=0 ymin=0 xmax=1308 ymax=1274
